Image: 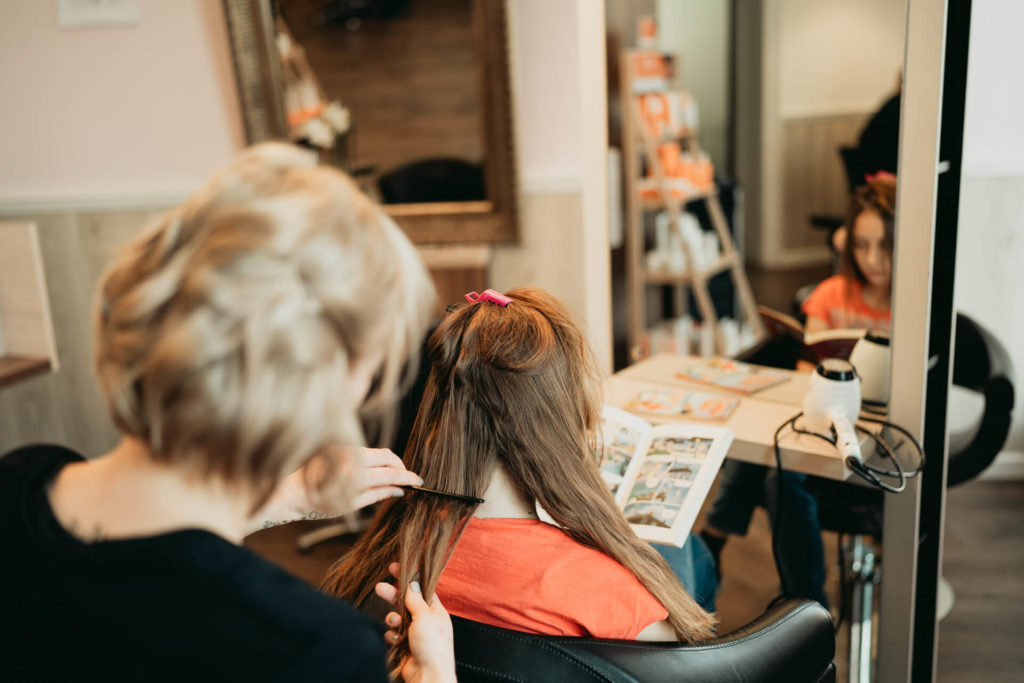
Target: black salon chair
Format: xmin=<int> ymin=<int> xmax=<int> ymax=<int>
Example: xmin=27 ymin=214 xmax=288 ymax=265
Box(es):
xmin=945 ymin=313 xmax=1015 ymax=485
xmin=378 ymin=158 xmax=485 ymax=204
xmin=451 ymin=597 xmax=835 ymax=683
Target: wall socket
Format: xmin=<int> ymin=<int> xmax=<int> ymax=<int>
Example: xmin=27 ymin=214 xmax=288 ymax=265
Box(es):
xmin=56 ymin=0 xmax=141 ymax=30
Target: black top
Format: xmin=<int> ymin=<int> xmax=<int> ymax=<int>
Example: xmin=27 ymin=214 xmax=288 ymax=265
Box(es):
xmin=0 ymin=444 xmax=387 ymax=682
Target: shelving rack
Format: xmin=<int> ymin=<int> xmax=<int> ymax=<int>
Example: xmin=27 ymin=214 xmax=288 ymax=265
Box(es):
xmin=620 ymin=49 xmax=764 ymax=360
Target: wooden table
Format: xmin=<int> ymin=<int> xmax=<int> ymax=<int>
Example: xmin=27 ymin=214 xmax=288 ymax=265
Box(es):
xmin=608 ymin=354 xmax=866 ymax=481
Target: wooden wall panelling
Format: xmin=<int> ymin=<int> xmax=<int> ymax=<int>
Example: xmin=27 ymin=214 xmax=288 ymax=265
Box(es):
xmin=0 ymin=210 xmax=164 ymax=458
xmin=0 ymin=212 xmax=491 ymax=458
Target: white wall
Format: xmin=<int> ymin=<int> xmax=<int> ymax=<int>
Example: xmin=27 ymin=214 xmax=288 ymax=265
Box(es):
xmin=656 ymin=1 xmax=731 ymax=174
xmin=506 ymin=0 xmax=583 ymax=193
xmin=0 ymin=0 xmax=612 ymax=369
xmin=955 ymin=0 xmax=1024 ymax=476
xmin=493 ymin=0 xmax=612 ymax=369
xmin=0 ymin=1 xmax=244 ymax=206
xmin=746 ymin=0 xmax=906 ymax=267
xmin=777 ymin=0 xmax=905 ymax=118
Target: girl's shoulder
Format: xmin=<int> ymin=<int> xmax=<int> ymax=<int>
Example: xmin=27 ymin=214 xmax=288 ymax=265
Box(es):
xmin=811 ymin=275 xmax=850 ymax=299
xmin=803 ymin=275 xmax=849 ymax=311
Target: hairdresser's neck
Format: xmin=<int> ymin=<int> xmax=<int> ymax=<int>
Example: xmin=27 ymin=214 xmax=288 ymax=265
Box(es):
xmin=473 ymin=465 xmax=537 ymax=520
xmin=49 ymin=437 xmax=255 ymax=545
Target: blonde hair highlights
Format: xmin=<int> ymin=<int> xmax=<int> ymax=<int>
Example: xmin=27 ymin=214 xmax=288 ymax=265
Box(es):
xmin=94 ymin=143 xmax=435 ymax=509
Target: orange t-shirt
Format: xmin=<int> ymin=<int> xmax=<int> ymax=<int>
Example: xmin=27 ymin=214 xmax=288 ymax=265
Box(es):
xmin=436 ymin=517 xmax=668 ymax=639
xmin=801 ymin=275 xmax=891 ymax=332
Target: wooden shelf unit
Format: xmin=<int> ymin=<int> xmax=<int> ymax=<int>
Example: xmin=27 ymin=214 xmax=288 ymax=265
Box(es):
xmin=620 ymin=49 xmax=764 ymax=360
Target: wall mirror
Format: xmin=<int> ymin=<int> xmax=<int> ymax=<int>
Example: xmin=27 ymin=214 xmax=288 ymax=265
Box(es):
xmin=223 ymin=0 xmax=517 ymax=244
xmin=604 ymin=2 xmax=932 ymax=681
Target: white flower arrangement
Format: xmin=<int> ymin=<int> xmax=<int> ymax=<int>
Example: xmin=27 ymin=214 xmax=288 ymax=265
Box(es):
xmin=277 ymin=22 xmax=351 ymax=151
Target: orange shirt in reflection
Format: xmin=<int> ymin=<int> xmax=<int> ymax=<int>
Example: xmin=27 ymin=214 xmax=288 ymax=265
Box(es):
xmin=801 ymin=275 xmax=891 ymax=332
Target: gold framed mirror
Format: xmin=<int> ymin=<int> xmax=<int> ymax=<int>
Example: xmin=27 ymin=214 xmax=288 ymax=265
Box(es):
xmin=222 ymin=0 xmax=517 ymax=244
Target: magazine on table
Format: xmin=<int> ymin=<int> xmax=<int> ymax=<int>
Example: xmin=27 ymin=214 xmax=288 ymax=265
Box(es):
xmin=597 ymin=406 xmax=733 ymax=547
xmin=673 ymin=356 xmax=790 ymax=395
xmin=623 ymin=388 xmax=739 ymax=420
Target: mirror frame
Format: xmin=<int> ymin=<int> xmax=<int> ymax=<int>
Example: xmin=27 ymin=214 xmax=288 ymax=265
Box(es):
xmin=222 ymin=0 xmax=518 ymax=244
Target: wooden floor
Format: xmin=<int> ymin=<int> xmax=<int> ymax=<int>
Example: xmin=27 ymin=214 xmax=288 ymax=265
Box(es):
xmin=935 ymin=479 xmax=1024 ymax=682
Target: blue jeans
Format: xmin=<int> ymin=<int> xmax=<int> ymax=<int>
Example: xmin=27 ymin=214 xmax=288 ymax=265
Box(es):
xmin=705 ymin=460 xmax=828 ymax=607
xmin=652 ymin=533 xmax=718 ymax=613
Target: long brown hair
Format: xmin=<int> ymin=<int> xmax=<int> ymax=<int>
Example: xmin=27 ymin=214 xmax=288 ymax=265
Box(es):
xmin=322 ymin=287 xmax=716 ymax=667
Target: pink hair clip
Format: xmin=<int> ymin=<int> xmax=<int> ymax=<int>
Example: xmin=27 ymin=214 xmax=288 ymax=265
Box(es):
xmin=464 ymin=289 xmax=511 ymax=306
xmin=864 ymin=170 xmax=897 ymax=183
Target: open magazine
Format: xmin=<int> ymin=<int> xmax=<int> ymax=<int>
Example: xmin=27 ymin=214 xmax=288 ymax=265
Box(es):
xmin=598 ymin=406 xmax=733 ymax=547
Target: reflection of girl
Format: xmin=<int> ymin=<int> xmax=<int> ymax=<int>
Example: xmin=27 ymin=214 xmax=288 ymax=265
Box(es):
xmin=804 ymin=173 xmax=895 ymax=334
xmin=700 ymin=175 xmax=897 ymax=608
xmin=0 ymin=144 xmax=453 ymax=682
xmin=325 ymin=288 xmax=716 ymax=652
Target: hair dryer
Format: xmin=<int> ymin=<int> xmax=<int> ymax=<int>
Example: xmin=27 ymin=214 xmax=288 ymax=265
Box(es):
xmin=849 ymin=330 xmax=891 ymax=406
xmin=802 ymin=359 xmax=862 ymax=462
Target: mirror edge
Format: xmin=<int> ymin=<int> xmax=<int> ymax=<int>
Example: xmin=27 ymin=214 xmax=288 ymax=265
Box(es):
xmin=221 ymin=0 xmax=519 ymax=245
xmin=222 ymin=0 xmax=288 ymax=143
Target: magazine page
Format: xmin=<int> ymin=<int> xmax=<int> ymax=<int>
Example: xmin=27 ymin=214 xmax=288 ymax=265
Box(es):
xmin=619 ymin=423 xmax=733 ymax=547
xmin=598 ymin=406 xmax=653 ymax=501
xmin=623 ymin=387 xmax=738 ymax=420
xmin=674 ymin=357 xmax=790 ymax=395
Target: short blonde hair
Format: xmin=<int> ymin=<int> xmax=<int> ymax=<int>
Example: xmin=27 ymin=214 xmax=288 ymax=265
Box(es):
xmin=95 ymin=143 xmax=435 ymax=505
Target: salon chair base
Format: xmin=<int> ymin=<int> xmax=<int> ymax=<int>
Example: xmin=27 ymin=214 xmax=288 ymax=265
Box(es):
xmin=451 ymin=597 xmax=835 ymax=683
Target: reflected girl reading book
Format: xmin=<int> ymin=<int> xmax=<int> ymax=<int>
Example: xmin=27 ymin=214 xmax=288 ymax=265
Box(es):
xmin=700 ymin=174 xmax=897 ymax=606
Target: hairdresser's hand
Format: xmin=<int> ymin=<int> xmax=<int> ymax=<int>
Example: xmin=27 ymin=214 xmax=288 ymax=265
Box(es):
xmin=244 ymin=448 xmax=421 ymax=535
xmin=375 ymin=564 xmax=456 ymax=683
xmin=343 ymin=448 xmax=424 ymax=511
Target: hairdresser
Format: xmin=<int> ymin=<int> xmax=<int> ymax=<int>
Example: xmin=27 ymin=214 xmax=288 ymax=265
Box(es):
xmin=0 ymin=144 xmax=455 ymax=682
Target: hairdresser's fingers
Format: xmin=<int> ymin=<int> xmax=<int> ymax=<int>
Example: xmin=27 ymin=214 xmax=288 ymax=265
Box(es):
xmin=349 ymin=465 xmax=421 ymax=508
xmin=403 ymin=582 xmax=455 ymax=682
xmin=388 ymin=562 xmax=400 ymax=579
xmin=374 ymin=580 xmax=399 ymax=607
xmin=349 ymin=483 xmax=407 ymax=510
xmin=361 ymin=448 xmax=407 ymax=469
xmin=360 ymin=465 xmax=423 ymax=490
xmin=382 ymin=611 xmax=403 ymax=645
xmin=404 ymin=581 xmax=452 ymax=621
xmin=346 ymin=449 xmax=423 ymax=511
